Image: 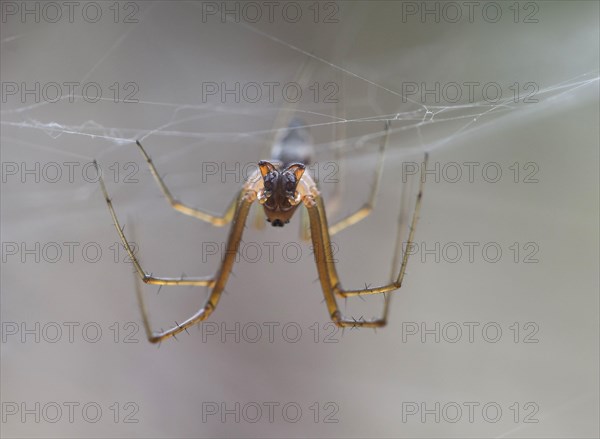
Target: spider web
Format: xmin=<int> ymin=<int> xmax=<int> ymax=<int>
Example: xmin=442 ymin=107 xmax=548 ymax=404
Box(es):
xmin=1 ymin=2 xmax=598 ymax=438
xmin=1 ymin=2 xmax=597 ymax=198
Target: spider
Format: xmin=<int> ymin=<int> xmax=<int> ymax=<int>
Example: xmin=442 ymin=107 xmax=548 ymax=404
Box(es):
xmin=94 ymin=119 xmax=428 ymax=343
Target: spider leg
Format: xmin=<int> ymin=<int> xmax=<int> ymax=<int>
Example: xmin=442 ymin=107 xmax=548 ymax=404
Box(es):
xmin=304 ymin=194 xmax=385 ymax=327
xmin=133 ymin=190 xmax=256 ymax=343
xmin=135 ymin=140 xmax=239 ymax=226
xmin=324 ymin=71 xmax=347 ymax=218
xmin=322 ymin=129 xmax=345 ymax=217
xmin=253 ymin=203 xmax=267 ymax=230
xmin=328 ymin=121 xmax=390 ymax=236
xmin=301 ymin=93 xmax=345 ymax=244
xmin=304 ymin=152 xmax=427 ymax=327
xmin=339 ymin=152 xmax=427 ymax=298
xmin=299 ymin=206 xmax=311 ymax=241
xmin=96 ymin=160 xmax=217 ymax=286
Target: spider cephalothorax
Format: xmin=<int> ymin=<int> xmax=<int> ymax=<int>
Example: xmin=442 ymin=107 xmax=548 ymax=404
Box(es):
xmin=257 ymin=160 xmax=305 ymax=227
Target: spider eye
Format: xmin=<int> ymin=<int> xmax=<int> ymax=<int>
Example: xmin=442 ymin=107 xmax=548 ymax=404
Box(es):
xmin=263 ymin=172 xmax=276 ymax=191
xmin=285 ymin=180 xmax=295 ymax=192
xmin=258 ymin=188 xmax=272 ymax=204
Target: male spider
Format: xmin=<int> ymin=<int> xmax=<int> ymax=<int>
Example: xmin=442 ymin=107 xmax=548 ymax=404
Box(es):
xmin=95 ymin=120 xmax=428 ymax=343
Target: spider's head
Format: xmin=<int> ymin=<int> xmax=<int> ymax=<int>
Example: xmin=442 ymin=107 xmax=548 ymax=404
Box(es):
xmin=257 ymin=160 xmax=305 ymax=227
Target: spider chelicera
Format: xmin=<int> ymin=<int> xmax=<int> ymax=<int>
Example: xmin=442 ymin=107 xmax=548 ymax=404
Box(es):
xmin=94 ymin=120 xmax=428 ymax=343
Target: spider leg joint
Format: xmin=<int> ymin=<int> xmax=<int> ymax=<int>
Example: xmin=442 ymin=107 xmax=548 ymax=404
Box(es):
xmin=242 ymin=190 xmax=257 ymax=203
xmin=302 ymin=194 xmax=317 ymax=207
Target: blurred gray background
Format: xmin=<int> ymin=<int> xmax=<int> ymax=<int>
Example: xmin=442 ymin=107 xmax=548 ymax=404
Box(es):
xmin=1 ymin=1 xmax=598 ymax=437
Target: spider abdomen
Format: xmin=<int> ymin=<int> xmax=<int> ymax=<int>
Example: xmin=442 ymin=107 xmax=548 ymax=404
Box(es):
xmin=270 ymin=118 xmax=315 ymax=167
